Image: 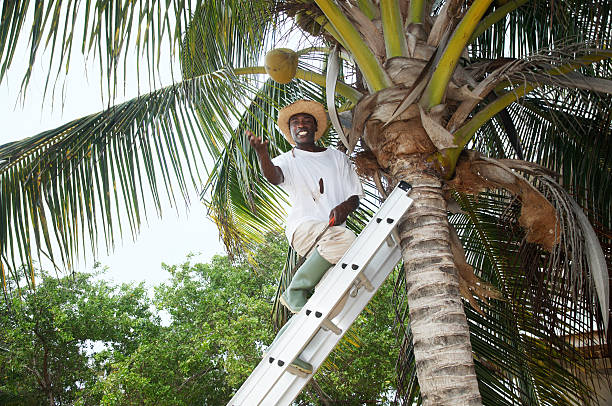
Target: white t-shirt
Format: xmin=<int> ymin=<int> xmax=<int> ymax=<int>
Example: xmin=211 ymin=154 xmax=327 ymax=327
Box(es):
xmin=272 ymin=148 xmax=364 ymax=242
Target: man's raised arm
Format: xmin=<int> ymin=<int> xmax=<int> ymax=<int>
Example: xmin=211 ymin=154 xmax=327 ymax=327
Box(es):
xmin=248 ymin=131 xmax=284 ymax=185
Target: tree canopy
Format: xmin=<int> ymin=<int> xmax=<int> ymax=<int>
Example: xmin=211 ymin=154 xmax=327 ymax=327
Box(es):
xmin=0 ymin=234 xmax=400 ymax=405
xmin=0 ymin=268 xmax=159 ymax=405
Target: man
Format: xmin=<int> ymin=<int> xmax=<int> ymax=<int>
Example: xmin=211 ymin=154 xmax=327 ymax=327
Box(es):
xmin=248 ymin=99 xmax=363 ymax=374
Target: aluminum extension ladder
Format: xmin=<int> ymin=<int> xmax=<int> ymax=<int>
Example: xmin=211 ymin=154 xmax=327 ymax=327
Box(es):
xmin=228 ymin=181 xmax=414 ymax=405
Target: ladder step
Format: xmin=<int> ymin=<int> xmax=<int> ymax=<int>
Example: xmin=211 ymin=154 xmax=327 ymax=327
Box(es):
xmin=350 ymin=273 xmax=374 ymax=297
xmin=306 ymin=308 xmax=342 ymax=334
xmin=287 ymin=365 xmax=310 ymax=378
xmin=321 ymin=318 xmax=342 ymax=335
xmin=357 ymin=273 xmax=374 ymax=291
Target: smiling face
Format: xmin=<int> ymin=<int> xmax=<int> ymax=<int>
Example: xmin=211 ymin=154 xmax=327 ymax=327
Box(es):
xmin=288 ymin=113 xmax=318 ymax=145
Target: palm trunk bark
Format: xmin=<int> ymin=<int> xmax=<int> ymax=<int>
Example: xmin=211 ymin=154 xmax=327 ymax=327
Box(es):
xmin=393 ymin=164 xmax=482 ymax=405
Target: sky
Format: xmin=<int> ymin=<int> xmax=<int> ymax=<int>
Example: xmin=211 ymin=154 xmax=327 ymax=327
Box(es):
xmin=0 ymin=21 xmax=226 ymax=288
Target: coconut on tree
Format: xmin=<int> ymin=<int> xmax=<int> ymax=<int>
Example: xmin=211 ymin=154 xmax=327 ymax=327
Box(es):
xmin=1 ymin=0 xmax=611 ymax=405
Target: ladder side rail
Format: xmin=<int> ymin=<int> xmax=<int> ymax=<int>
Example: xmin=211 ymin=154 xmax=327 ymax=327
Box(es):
xmin=228 ymin=183 xmax=412 ymax=405
xmin=247 ymin=190 xmax=412 ymax=403
xmin=242 ymin=220 xmax=400 ymax=404
xmin=264 ymin=242 xmax=403 ymax=405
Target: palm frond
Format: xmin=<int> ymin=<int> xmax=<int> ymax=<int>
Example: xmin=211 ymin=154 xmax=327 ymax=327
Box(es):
xmin=0 ymin=68 xmax=265 ymax=286
xmin=180 ymin=1 xmax=276 ymax=79
xmin=394 ymin=191 xmax=605 ymax=405
xmin=471 ymin=1 xmax=612 ymax=60
xmin=467 ymin=42 xmax=612 ymax=236
xmin=0 ymin=0 xmax=284 ymax=285
xmin=0 ymin=0 xmax=276 ymax=100
xmin=459 ymin=192 xmax=603 ymax=406
xmin=515 ymin=91 xmax=612 ymax=230
xmin=457 ymin=78 xmax=612 ymax=405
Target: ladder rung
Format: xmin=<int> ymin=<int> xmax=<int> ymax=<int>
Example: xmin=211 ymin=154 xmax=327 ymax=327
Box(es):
xmin=321 ymin=318 xmax=342 ymax=335
xmin=357 ymin=273 xmax=374 ymax=291
xmin=287 ymin=365 xmax=309 ymax=378
xmin=350 ymin=273 xmax=374 ymax=297
xmin=306 ymin=309 xmax=343 ymax=335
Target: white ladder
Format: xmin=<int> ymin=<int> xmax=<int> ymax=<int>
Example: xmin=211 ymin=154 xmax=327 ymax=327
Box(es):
xmin=228 ymin=181 xmax=413 ymax=405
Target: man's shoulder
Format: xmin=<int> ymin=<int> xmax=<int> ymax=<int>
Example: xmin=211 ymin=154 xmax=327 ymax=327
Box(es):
xmin=327 ymin=148 xmax=352 ymax=164
xmin=272 ymin=149 xmax=292 ymax=162
xmin=323 ymin=147 xmax=345 ymax=158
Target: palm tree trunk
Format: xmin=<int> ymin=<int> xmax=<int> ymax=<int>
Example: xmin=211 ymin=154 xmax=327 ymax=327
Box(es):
xmin=393 ymin=164 xmax=482 ymax=405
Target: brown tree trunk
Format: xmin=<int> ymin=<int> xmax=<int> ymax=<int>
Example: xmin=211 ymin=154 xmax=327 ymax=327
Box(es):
xmin=392 ymin=162 xmax=482 ymax=405
xmin=42 ymin=347 xmax=55 ymax=406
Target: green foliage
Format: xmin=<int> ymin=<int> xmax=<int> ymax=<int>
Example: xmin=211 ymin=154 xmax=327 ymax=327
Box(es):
xmin=0 ymin=234 xmax=398 ymax=404
xmin=0 ymin=268 xmax=158 ymax=405
xmin=95 ymin=234 xmax=399 ymax=404
xmin=307 ymin=271 xmax=398 ymax=404
xmin=92 ymin=238 xmax=282 ymax=404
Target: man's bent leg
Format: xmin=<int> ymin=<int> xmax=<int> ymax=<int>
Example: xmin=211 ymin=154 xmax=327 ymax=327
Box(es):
xmin=315 ymin=225 xmax=356 ymax=264
xmin=281 ymin=221 xmax=356 ymax=313
xmin=280 ymin=248 xmax=331 ymax=313
xmin=291 ymin=221 xmax=356 ymax=263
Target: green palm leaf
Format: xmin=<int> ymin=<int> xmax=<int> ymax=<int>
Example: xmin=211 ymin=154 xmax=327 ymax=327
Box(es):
xmin=471 ymin=1 xmax=611 ymax=59
xmin=0 ymin=67 xmax=270 ymax=284
xmin=180 ymin=1 xmax=275 ymax=78
xmin=0 ymin=0 xmax=276 ymax=99
xmin=0 ymin=0 xmax=281 ymax=285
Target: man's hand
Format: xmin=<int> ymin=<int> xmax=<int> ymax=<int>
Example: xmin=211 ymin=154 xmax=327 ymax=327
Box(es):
xmin=329 ymin=195 xmax=360 ymax=225
xmin=247 ymin=130 xmax=284 ymax=185
xmin=248 ymin=131 xmax=269 ymax=156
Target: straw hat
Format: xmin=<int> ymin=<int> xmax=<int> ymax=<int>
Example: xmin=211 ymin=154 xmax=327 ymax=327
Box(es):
xmin=277 ymin=100 xmax=328 ymax=145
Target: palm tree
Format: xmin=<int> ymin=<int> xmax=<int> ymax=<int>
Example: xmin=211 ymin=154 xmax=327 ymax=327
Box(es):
xmin=1 ymin=0 xmax=610 ymax=404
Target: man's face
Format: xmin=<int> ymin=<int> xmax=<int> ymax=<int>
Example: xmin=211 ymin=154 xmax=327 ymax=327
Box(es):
xmin=288 ymin=113 xmax=317 ymax=145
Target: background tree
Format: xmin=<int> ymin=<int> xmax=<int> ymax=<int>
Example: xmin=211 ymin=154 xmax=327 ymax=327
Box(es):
xmin=93 ymin=233 xmax=399 ymax=405
xmin=0 ymin=1 xmax=610 ymax=405
xmin=0 ymin=236 xmax=399 ymax=405
xmin=0 ymin=269 xmax=158 ymax=405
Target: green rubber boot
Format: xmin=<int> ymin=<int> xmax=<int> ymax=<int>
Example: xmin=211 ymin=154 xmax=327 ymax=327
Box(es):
xmin=280 ymin=248 xmax=332 ymax=313
xmin=267 ymin=317 xmax=313 ymax=374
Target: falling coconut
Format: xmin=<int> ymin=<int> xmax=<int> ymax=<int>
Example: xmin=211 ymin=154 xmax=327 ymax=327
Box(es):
xmin=264 ymin=48 xmax=298 ymax=84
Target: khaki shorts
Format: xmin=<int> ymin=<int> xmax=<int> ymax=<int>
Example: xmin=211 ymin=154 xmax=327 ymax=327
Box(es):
xmin=290 ymin=220 xmax=356 ymax=264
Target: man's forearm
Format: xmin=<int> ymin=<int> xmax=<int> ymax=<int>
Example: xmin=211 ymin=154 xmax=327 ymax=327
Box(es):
xmin=256 ymin=151 xmax=284 ymax=185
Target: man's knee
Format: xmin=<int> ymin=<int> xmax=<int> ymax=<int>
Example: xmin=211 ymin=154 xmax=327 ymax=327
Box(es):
xmin=341 ymin=229 xmax=356 ymax=245
xmin=318 ymin=227 xmax=356 ymax=263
